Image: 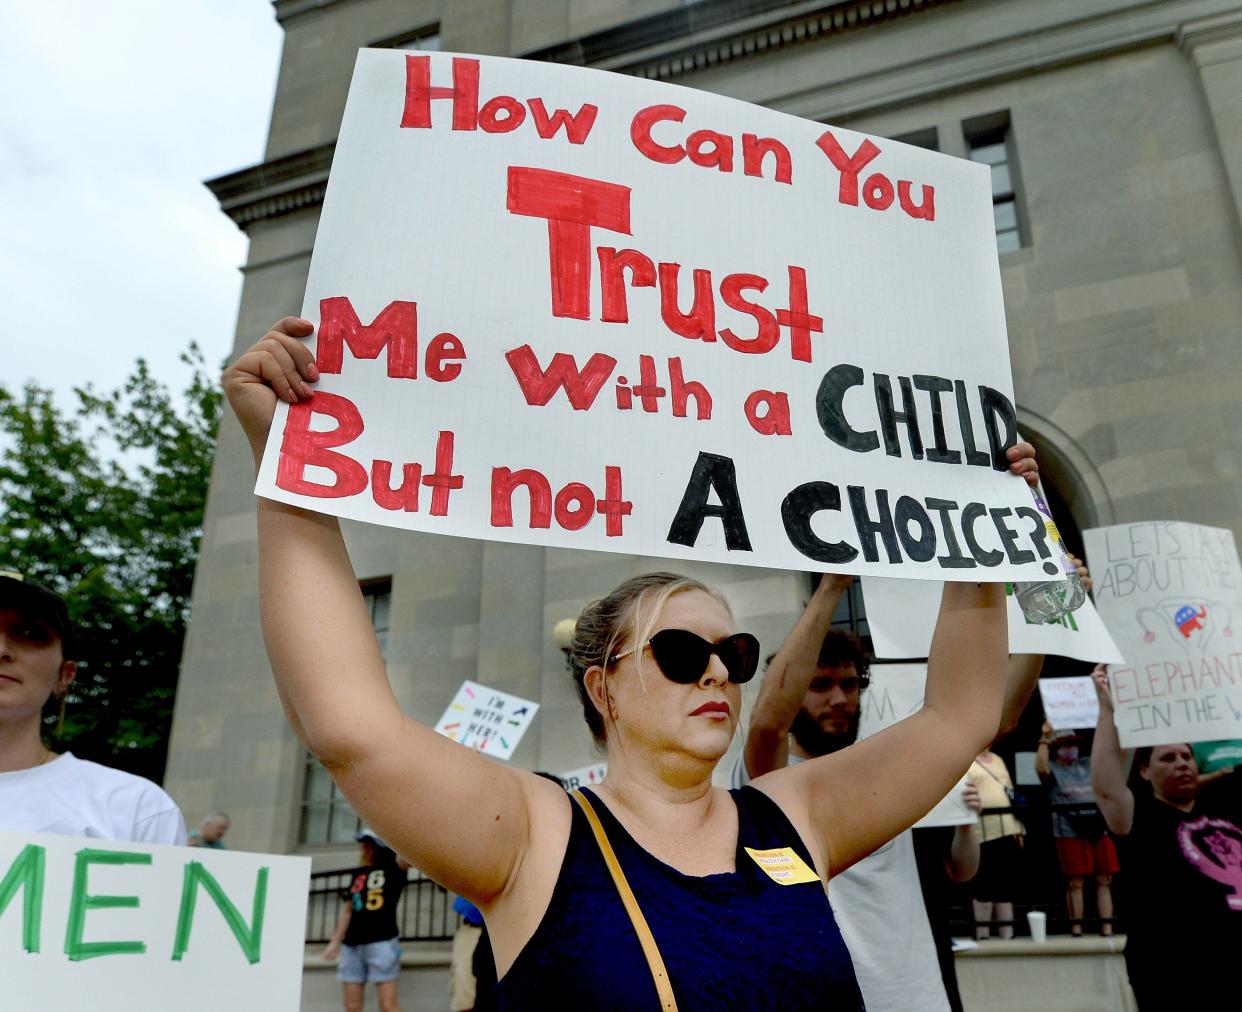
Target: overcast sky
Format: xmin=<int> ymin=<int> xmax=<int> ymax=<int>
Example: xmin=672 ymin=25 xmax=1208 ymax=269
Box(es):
xmin=1 ymin=1 xmax=283 ymax=407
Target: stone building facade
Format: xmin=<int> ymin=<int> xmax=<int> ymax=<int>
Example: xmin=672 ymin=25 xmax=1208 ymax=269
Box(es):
xmin=166 ymin=0 xmax=1242 ymax=862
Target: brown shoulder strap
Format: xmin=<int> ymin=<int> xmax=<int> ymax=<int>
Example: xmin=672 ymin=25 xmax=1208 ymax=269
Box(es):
xmin=571 ymin=789 xmax=678 ymax=1011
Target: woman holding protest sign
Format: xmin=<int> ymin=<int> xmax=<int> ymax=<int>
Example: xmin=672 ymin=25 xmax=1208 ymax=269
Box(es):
xmin=224 ymin=317 xmax=1041 ymax=1010
xmin=1089 ymin=665 xmax=1242 ymax=1009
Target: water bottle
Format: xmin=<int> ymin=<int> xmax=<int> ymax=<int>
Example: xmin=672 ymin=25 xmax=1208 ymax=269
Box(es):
xmin=1012 ymin=488 xmax=1086 ymax=623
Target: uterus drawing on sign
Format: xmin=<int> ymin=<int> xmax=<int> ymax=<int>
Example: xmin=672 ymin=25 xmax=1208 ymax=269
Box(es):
xmin=1178 ymin=816 xmax=1242 ymax=911
xmin=1136 ymin=597 xmax=1234 ymax=652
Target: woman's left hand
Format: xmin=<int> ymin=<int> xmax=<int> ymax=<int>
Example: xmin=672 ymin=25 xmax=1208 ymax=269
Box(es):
xmin=1066 ymin=553 xmax=1091 ymax=593
xmin=1006 ymin=441 xmax=1040 ymax=487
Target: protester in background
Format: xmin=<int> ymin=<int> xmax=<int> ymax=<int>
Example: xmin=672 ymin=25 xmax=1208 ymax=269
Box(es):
xmin=1036 ymin=722 xmax=1116 ymax=936
xmin=1194 ymin=738 xmax=1242 ymax=786
xmin=450 ymin=894 xmax=485 ymax=1012
xmin=969 ymin=748 xmax=1024 ymax=938
xmin=188 ymin=810 xmax=231 ymax=848
xmin=224 ymin=318 xmax=1039 ymax=1009
xmin=0 ymin=571 xmax=186 ymax=844
xmin=1090 ymin=664 xmax=1242 ymax=1008
xmin=322 ymin=828 xmax=411 ymax=1012
xmin=912 ymin=778 xmax=982 ymax=1012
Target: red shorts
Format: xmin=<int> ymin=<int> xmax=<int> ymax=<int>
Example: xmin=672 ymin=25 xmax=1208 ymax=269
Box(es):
xmin=1055 ymin=835 xmax=1119 ymax=877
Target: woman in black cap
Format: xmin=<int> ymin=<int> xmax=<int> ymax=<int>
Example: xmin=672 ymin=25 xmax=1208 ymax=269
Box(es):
xmin=0 ymin=571 xmax=186 ymax=843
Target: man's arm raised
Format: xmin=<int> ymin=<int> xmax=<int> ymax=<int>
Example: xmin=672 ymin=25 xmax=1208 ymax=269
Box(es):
xmin=744 ymin=575 xmax=853 ymax=778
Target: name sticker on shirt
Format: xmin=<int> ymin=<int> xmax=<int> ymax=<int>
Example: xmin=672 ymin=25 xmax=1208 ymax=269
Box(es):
xmin=744 ymin=846 xmax=820 ymax=885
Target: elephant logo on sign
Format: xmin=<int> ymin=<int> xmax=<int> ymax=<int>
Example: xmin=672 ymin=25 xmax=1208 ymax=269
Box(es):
xmin=1175 ymin=604 xmax=1207 ymax=638
xmin=1137 ymin=598 xmax=1233 ymax=653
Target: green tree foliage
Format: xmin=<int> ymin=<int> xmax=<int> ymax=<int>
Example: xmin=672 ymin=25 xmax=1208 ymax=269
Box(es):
xmin=0 ymin=347 xmax=221 ymax=782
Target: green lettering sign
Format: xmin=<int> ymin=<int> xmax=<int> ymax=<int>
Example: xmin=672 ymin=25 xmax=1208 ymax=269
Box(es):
xmin=0 ymin=844 xmax=45 ymax=953
xmin=172 ymin=861 xmax=269 ymax=965
xmin=63 ymin=848 xmax=151 ymax=961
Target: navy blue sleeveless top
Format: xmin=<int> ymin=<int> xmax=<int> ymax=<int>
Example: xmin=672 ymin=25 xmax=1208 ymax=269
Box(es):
xmin=495 ymin=786 xmax=863 ymax=1010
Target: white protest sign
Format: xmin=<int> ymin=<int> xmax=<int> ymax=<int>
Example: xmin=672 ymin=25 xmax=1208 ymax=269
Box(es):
xmin=434 ymin=679 xmax=539 ymax=760
xmin=1084 ymin=521 xmax=1242 ymax=747
xmin=254 ymin=49 xmax=1059 ymax=581
xmin=857 ymin=663 xmax=976 ymax=827
xmin=863 ymin=577 xmax=1124 ymax=662
xmin=0 ymin=830 xmax=309 ymax=1012
xmin=1038 ymin=676 xmax=1099 ymax=730
xmin=558 ymin=762 xmax=607 ymax=790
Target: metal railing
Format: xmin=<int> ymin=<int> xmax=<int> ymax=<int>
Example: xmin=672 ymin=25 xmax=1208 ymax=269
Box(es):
xmin=940 ymin=798 xmax=1125 ymax=940
xmin=304 ymin=800 xmax=1126 ymax=944
xmin=305 ymin=865 xmax=458 ymax=944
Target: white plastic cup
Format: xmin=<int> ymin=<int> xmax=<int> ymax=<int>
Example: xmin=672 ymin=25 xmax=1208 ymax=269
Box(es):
xmin=1027 ymin=910 xmax=1047 ymax=943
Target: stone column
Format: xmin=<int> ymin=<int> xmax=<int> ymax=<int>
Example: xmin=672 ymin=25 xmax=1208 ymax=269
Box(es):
xmin=1179 ymin=11 xmax=1242 ymax=238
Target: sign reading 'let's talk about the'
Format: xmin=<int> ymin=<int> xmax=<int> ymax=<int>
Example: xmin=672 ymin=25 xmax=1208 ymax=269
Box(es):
xmin=1086 ymin=522 xmax=1242 ymax=747
xmin=256 ymin=51 xmax=1059 ymax=582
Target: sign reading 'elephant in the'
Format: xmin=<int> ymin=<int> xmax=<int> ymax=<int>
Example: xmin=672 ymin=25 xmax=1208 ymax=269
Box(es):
xmin=254 ymin=50 xmax=1061 ymax=581
xmin=1084 ymin=522 xmax=1242 ymax=747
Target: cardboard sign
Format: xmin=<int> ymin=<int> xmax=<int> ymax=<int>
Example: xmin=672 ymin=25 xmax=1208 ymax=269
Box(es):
xmin=1084 ymin=522 xmax=1242 ymax=747
xmin=434 ymin=680 xmax=539 ymax=760
xmin=558 ymin=762 xmax=607 ymax=790
xmin=1038 ymin=676 xmax=1100 ymax=731
xmin=863 ymin=577 xmax=1124 ymax=662
xmin=254 ymin=49 xmax=1059 ymax=581
xmin=0 ymin=830 xmax=309 ymax=1011
xmin=857 ymin=663 xmax=977 ymax=827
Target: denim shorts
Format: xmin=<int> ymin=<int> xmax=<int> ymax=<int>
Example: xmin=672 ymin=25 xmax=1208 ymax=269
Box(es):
xmin=338 ymin=937 xmax=402 ymax=983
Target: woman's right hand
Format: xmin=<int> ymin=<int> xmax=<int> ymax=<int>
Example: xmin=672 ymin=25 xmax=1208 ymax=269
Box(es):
xmin=222 ymin=317 xmax=318 ymax=458
xmin=321 ymin=941 xmax=340 ymax=962
xmin=1090 ymin=663 xmax=1113 ymax=713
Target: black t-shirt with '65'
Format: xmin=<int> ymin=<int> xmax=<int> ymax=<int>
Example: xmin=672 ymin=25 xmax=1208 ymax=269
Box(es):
xmin=342 ymin=860 xmax=408 ymax=946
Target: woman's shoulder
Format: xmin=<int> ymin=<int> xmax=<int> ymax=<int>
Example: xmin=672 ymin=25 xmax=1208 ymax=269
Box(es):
xmin=58 ymin=754 xmax=185 ymax=837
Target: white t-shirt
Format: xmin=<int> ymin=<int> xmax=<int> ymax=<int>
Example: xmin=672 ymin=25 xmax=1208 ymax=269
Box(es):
xmin=0 ymin=752 xmax=186 ymax=845
xmin=732 ymin=752 xmax=949 ymax=1012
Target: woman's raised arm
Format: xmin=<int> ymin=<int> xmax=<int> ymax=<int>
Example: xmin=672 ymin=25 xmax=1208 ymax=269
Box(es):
xmin=1088 ymin=664 xmax=1134 ymax=835
xmin=759 ymin=444 xmax=1038 ymax=877
xmin=774 ymin=580 xmax=1009 ymax=877
xmin=224 ymin=320 xmax=564 ymax=904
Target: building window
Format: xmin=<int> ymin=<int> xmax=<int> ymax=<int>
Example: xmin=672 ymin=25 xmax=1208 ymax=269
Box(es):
xmin=298 ymin=578 xmax=392 ymax=845
xmin=375 ymin=25 xmax=441 ymax=52
xmin=892 ymin=127 xmax=939 ymax=152
xmin=299 ymin=754 xmax=362 ymax=846
xmin=966 ymin=119 xmax=1022 ymax=253
xmin=362 ymin=578 xmax=392 ymax=662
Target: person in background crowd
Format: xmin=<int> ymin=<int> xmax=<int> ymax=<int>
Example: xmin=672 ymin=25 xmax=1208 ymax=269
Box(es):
xmin=0 ymin=571 xmax=186 ymax=844
xmin=1090 ymin=664 xmax=1242 ymax=1008
xmin=735 ymin=565 xmax=1073 ymax=1011
xmin=188 ymin=810 xmax=231 ymax=848
xmin=322 ymin=828 xmax=411 ymax=1012
xmin=450 ymin=894 xmax=486 ymax=1012
xmin=224 ymin=318 xmax=1039 ymax=1009
xmin=1194 ymin=738 xmax=1242 ymax=786
xmin=1036 ymin=722 xmax=1116 ymax=936
xmin=911 ymin=778 xmax=982 ymax=1012
xmin=969 ymin=747 xmax=1024 ymax=939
